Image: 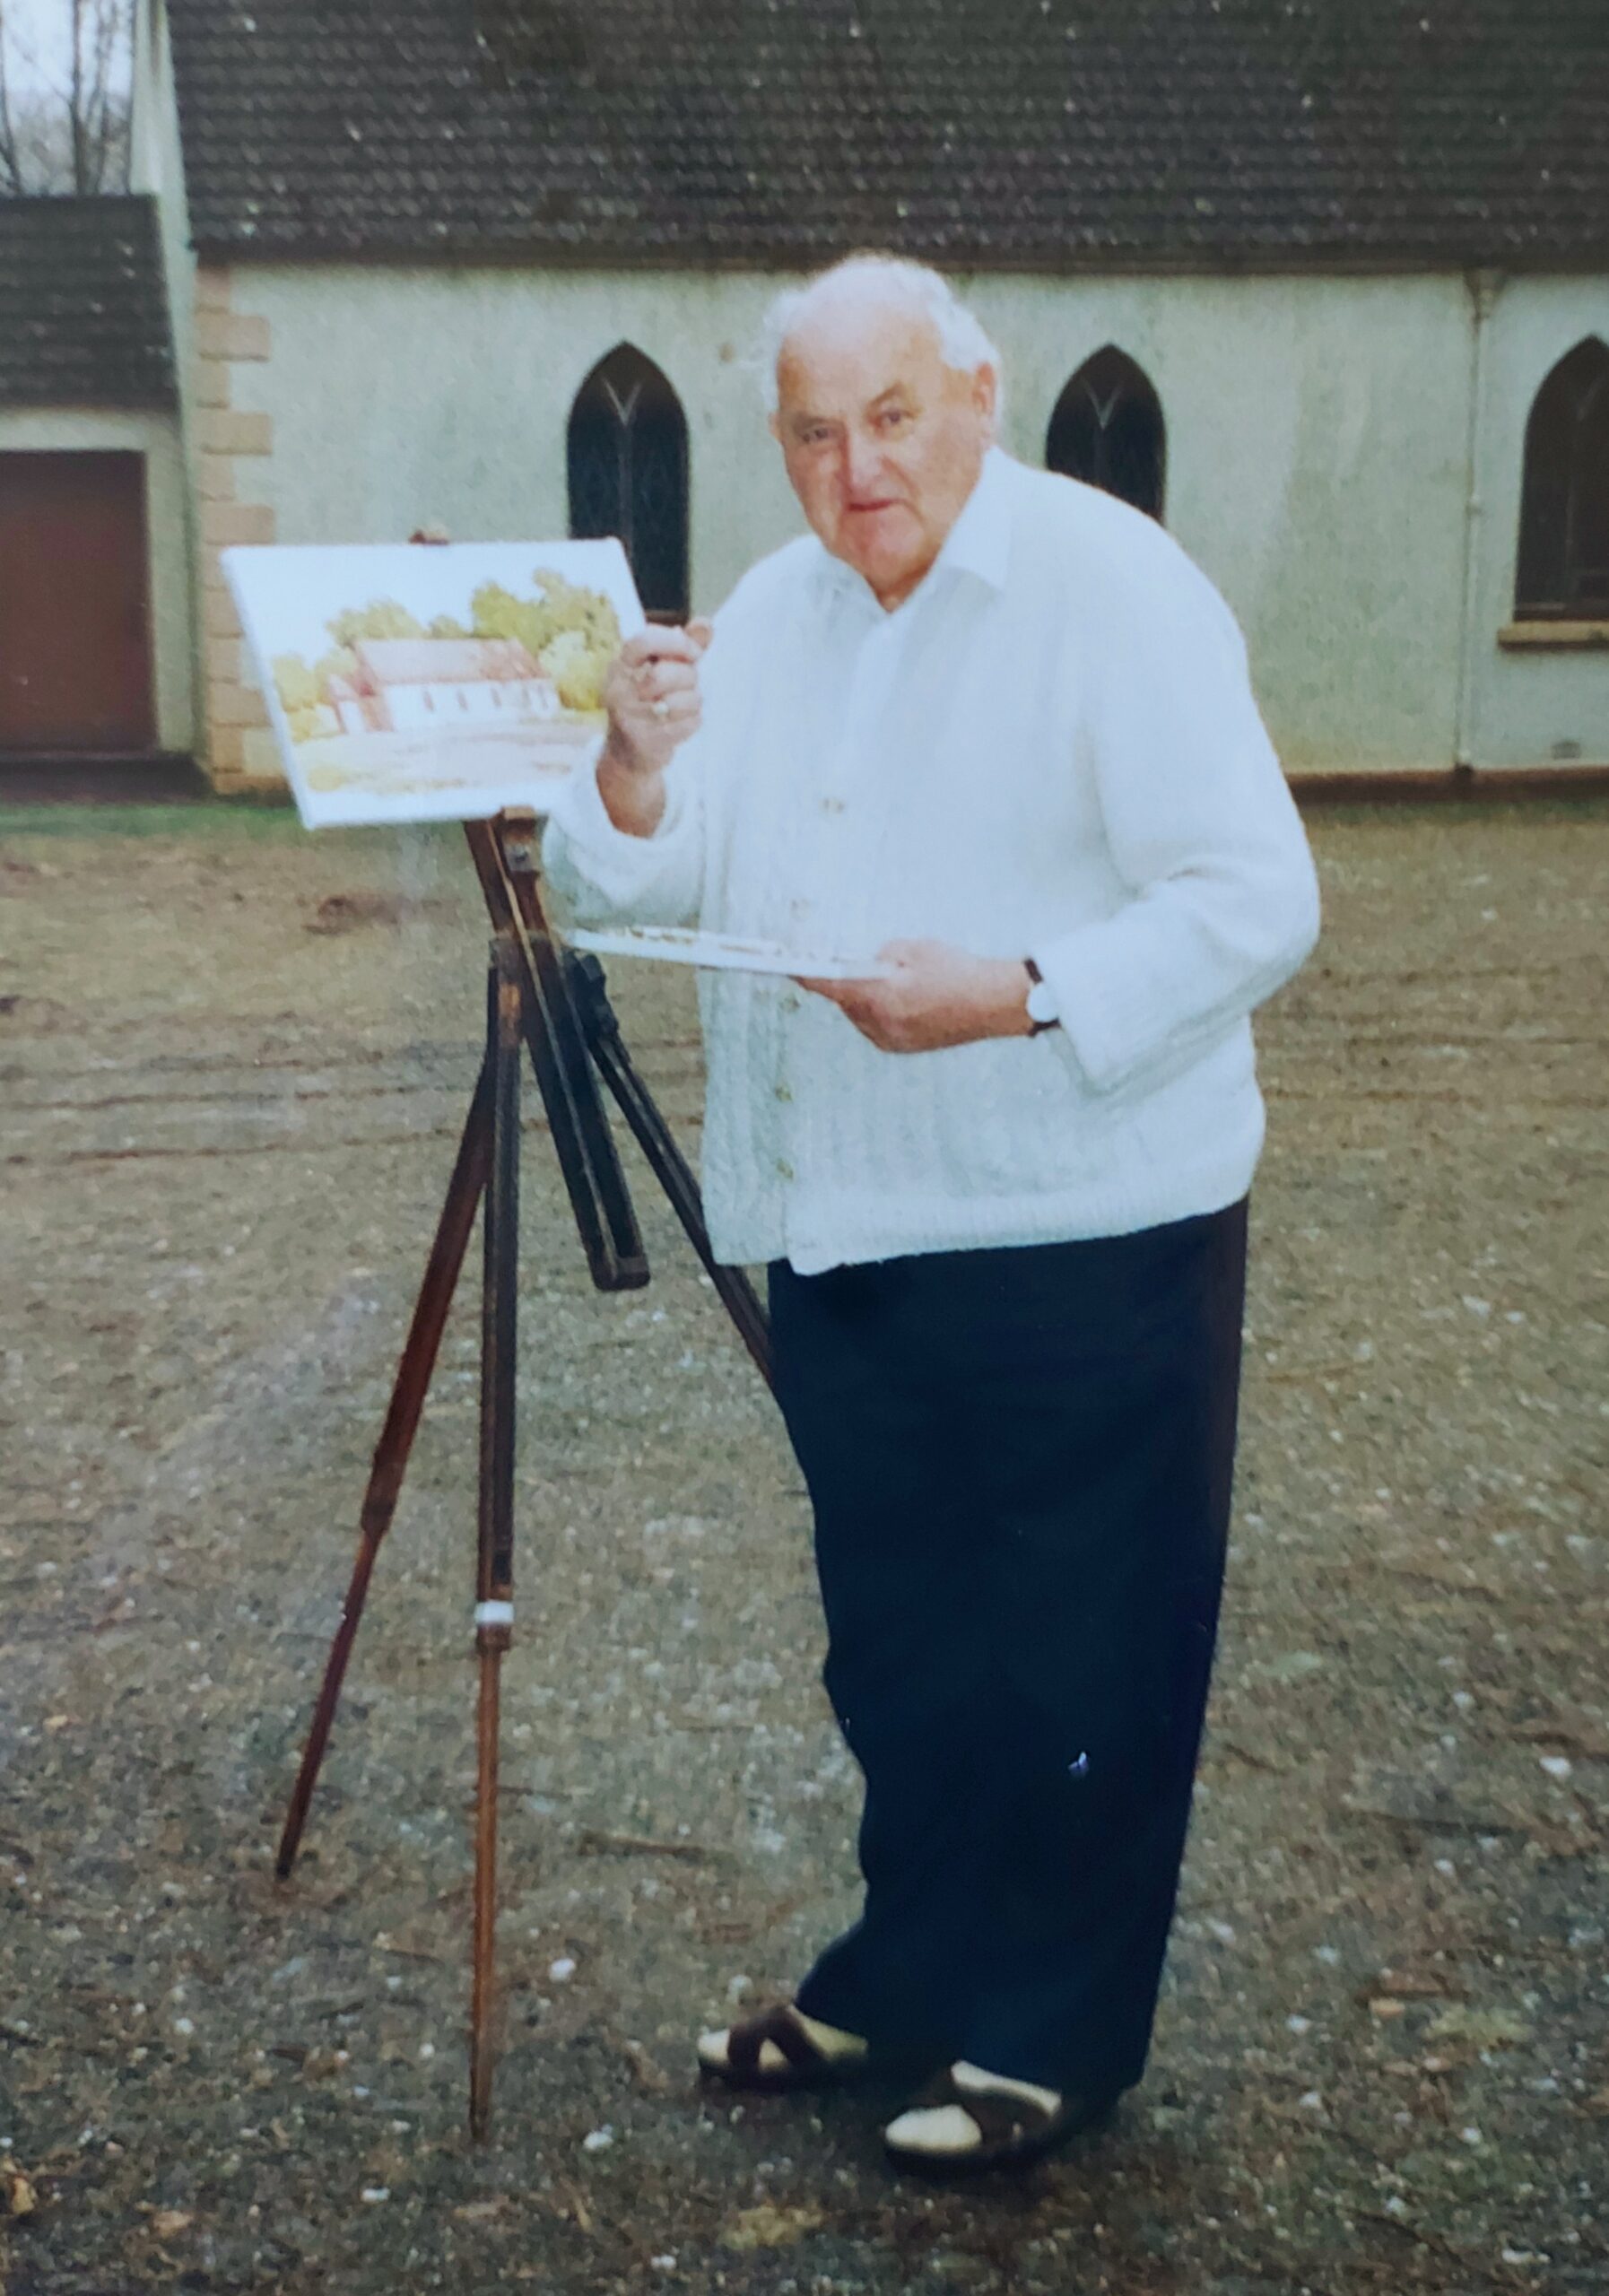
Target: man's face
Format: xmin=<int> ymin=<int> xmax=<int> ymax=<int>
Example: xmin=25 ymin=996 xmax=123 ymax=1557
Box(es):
xmin=771 ymin=301 xmax=996 ymax=612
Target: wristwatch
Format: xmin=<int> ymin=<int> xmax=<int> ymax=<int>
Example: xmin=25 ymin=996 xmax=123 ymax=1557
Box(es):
xmin=1023 ymin=957 xmax=1059 ymax=1035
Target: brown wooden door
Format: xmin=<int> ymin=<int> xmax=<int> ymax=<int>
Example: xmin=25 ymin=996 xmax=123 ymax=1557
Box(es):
xmin=0 ymin=451 xmax=156 ymax=752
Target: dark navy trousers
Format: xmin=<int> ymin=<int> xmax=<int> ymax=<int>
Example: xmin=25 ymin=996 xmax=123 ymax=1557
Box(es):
xmin=769 ymin=1198 xmax=1248 ymax=2095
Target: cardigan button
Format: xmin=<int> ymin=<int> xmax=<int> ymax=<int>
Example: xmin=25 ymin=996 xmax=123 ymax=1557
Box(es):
xmin=776 ymin=1159 xmax=796 ymax=1181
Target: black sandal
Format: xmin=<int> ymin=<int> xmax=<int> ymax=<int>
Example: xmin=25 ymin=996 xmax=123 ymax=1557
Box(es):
xmin=882 ymin=2065 xmax=1120 ymax=2176
xmin=697 ymin=2002 xmax=870 ymax=2093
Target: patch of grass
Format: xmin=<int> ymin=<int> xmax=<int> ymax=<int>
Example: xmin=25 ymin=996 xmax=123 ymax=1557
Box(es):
xmin=0 ymin=804 xmax=465 ymax=865
xmin=1297 ymin=791 xmax=1609 ymax=826
xmin=0 ymin=801 xmax=293 ymax=841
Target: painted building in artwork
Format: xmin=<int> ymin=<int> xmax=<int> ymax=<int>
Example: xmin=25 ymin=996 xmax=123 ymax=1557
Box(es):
xmin=344 ymin=639 xmax=560 ymax=735
xmin=5 ymin=0 xmax=1605 ymax=789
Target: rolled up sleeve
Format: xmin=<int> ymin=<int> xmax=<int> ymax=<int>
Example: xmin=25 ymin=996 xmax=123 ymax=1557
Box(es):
xmin=1034 ymin=559 xmax=1320 ymax=1097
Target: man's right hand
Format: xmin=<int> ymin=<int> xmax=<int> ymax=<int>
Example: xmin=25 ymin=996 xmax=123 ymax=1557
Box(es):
xmin=596 ymin=622 xmax=712 ymax=837
xmin=602 ymin=622 xmax=712 ymax=772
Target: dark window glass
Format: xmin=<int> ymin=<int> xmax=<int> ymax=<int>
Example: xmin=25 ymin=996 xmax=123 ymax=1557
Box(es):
xmin=568 ymin=345 xmax=690 ymax=619
xmin=1046 ymin=347 xmax=1167 ymax=522
xmin=1516 ymin=338 xmax=1609 ymax=618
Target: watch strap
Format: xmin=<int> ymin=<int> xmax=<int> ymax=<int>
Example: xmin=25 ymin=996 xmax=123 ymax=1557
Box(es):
xmin=1023 ymin=956 xmax=1058 ymax=1035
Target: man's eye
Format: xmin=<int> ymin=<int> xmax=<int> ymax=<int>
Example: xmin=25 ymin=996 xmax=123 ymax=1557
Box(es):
xmin=878 ymin=408 xmax=910 ymax=430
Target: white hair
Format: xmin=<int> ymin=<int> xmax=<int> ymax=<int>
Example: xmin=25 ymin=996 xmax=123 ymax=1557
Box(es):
xmin=757 ymin=254 xmax=1004 ymax=424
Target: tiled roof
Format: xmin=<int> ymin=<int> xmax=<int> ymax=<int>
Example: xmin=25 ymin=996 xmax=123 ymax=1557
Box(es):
xmin=0 ymin=196 xmax=176 ymax=406
xmin=167 ymin=0 xmax=1609 ymax=268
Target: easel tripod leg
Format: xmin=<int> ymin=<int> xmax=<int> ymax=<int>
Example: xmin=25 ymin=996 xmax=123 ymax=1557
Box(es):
xmin=275 ymin=1059 xmax=496 ymax=1882
xmin=569 ymin=953 xmax=773 ymax=1387
xmin=469 ymin=937 xmax=522 ymax=2141
xmin=470 ymin=1636 xmax=505 ymax=2142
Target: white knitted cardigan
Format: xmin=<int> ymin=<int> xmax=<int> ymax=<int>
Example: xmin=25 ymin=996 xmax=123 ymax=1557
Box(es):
xmin=543 ymin=452 xmax=1320 ymax=1274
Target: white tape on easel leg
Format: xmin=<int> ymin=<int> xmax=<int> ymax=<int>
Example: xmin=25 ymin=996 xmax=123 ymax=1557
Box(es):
xmin=475 ymin=1600 xmax=515 ymax=1630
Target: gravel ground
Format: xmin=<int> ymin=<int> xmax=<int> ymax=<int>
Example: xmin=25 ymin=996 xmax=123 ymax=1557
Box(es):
xmin=0 ymin=795 xmax=1605 ymax=2296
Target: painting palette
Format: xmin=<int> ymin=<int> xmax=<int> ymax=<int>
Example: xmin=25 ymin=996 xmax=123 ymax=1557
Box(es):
xmin=565 ymin=926 xmax=891 ymax=979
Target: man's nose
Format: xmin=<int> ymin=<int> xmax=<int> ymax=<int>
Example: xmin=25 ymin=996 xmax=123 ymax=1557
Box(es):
xmin=843 ymin=430 xmax=883 ymax=499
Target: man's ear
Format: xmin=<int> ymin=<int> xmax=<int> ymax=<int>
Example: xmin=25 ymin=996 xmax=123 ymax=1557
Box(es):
xmin=973 ymin=363 xmax=999 ymax=430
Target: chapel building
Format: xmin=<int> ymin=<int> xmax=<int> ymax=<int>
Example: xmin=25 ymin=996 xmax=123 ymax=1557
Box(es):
xmin=2 ymin=0 xmax=1605 ymax=789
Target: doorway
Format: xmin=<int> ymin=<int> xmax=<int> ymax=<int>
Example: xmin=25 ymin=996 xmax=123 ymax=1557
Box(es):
xmin=0 ymin=450 xmax=156 ymax=752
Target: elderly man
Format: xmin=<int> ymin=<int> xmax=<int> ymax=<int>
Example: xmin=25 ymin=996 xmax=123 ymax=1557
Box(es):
xmin=542 ymin=255 xmax=1319 ymax=2175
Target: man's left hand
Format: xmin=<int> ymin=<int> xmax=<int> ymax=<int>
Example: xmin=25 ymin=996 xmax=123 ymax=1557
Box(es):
xmin=796 ymin=940 xmax=1033 ymax=1053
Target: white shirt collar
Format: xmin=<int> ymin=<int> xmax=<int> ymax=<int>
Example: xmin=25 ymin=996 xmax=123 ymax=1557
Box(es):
xmin=933 ymin=444 xmax=1013 ymax=595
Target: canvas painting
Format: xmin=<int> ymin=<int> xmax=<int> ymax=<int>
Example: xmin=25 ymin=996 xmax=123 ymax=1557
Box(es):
xmin=223 ymin=538 xmax=645 ymax=829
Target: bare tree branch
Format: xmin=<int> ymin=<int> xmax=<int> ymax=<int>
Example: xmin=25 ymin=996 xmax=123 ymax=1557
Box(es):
xmin=70 ymin=0 xmax=88 ymax=190
xmin=0 ymin=4 xmax=28 ymax=195
xmin=89 ymin=0 xmax=126 ymax=191
xmin=0 ymin=0 xmax=130 ymax=196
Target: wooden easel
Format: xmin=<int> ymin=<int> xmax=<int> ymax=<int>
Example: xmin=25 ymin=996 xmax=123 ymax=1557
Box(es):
xmin=273 ymin=808 xmax=772 ymax=2139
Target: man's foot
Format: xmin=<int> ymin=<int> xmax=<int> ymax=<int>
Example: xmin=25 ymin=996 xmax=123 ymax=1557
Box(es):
xmin=696 ymin=2002 xmax=871 ymax=2092
xmin=882 ymin=2060 xmax=1119 ymax=2176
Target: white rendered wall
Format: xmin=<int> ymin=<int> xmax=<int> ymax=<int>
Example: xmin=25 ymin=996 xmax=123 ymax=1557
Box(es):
xmin=976 ymin=271 xmax=1477 ymax=774
xmin=128 ymin=0 xmax=203 ymax=749
xmin=1465 ymin=276 xmax=1609 ymax=769
xmin=222 ymin=262 xmax=1607 ymax=777
xmin=129 ymin=0 xmax=196 ymax=363
xmin=0 ymin=407 xmax=194 ymax=752
xmin=224 ymin=266 xmax=802 ymax=613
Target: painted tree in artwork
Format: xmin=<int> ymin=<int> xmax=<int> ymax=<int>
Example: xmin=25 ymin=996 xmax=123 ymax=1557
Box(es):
xmin=314 ymin=646 xmax=360 ymax=692
xmin=326 ymin=599 xmax=427 ymax=646
xmin=272 ymin=656 xmax=320 ymax=712
xmin=470 ymin=571 xmax=621 ymax=710
xmin=539 ymin=628 xmax=609 ymax=711
xmin=0 ymin=0 xmax=131 ymax=194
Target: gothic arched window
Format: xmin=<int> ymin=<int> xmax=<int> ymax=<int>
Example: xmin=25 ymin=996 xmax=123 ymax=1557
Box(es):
xmin=1046 ymin=348 xmax=1167 ymax=522
xmin=568 ymin=345 xmax=690 ymax=619
xmin=1515 ymin=338 xmax=1609 ymax=619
